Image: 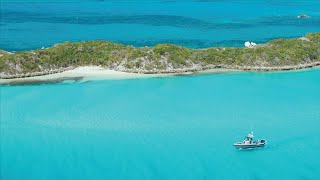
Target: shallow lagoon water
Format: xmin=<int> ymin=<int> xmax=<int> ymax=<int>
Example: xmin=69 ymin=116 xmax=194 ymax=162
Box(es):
xmin=1 ymin=0 xmax=320 ymax=51
xmin=1 ymin=69 xmax=320 ymax=179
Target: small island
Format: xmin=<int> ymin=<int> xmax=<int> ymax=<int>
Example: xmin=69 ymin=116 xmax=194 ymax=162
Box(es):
xmin=0 ymin=33 xmax=319 ymax=79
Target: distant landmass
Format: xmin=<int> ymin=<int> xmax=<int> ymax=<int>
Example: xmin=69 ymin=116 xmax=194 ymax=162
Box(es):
xmin=0 ymin=33 xmax=319 ymax=79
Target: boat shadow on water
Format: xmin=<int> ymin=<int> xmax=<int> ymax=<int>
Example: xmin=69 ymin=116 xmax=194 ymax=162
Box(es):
xmin=235 ymin=146 xmax=267 ymax=151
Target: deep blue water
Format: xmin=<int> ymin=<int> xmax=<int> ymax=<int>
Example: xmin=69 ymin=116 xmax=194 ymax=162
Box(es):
xmin=1 ymin=0 xmax=320 ymax=51
xmin=1 ymin=69 xmax=320 ymax=179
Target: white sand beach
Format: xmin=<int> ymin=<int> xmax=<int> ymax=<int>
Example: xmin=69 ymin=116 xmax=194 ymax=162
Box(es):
xmin=1 ymin=65 xmax=319 ymax=85
xmin=0 ymin=66 xmax=169 ymax=84
xmin=0 ymin=66 xmax=242 ymax=85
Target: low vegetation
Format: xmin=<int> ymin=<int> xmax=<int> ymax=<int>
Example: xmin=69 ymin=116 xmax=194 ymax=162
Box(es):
xmin=0 ymin=33 xmax=319 ymax=76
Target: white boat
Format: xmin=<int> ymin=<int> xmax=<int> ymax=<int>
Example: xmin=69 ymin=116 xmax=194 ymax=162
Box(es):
xmin=297 ymin=14 xmax=310 ymax=19
xmin=233 ymin=132 xmax=266 ymax=149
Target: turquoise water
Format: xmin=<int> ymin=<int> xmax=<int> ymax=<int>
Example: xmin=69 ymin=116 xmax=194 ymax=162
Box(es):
xmin=1 ymin=0 xmax=320 ymax=51
xmin=1 ymin=0 xmax=320 ymax=179
xmin=1 ymin=69 xmax=320 ymax=179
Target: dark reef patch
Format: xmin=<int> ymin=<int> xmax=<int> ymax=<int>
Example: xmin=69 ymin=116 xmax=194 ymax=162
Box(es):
xmin=0 ymin=77 xmax=84 ymax=86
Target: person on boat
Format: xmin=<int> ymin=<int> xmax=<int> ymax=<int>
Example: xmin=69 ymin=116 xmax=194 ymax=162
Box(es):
xmin=247 ymin=133 xmax=253 ymax=144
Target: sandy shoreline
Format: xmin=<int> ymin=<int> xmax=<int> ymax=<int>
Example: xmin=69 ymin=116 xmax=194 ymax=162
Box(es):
xmin=0 ymin=66 xmax=239 ymax=85
xmin=0 ymin=67 xmax=162 ymax=85
xmin=0 ymin=65 xmax=319 ymax=85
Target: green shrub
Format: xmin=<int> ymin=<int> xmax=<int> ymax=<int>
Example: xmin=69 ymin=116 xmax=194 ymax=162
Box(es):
xmin=0 ymin=33 xmax=319 ymax=75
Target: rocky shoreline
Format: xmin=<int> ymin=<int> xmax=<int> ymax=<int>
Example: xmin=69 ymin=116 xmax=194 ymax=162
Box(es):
xmin=122 ymin=62 xmax=320 ymax=74
xmin=0 ymin=67 xmax=75 ymax=79
xmin=1 ymin=62 xmax=319 ymax=79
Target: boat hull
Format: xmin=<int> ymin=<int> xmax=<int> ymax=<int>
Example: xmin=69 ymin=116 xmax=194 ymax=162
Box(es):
xmin=233 ymin=140 xmax=266 ymax=149
xmin=233 ymin=143 xmax=265 ymax=149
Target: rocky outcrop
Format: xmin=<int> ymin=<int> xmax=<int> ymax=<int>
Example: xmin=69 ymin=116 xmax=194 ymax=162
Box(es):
xmin=0 ymin=67 xmax=75 ymax=79
xmin=121 ymin=62 xmax=320 ymax=74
